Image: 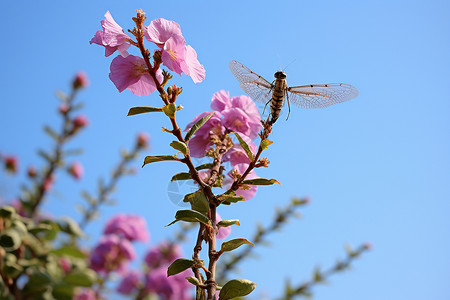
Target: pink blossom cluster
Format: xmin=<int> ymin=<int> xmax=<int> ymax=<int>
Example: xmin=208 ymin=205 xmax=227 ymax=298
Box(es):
xmin=90 ymin=11 xmax=205 ymax=97
xmin=117 ymin=241 xmax=191 ymax=300
xmin=89 ymin=214 xmax=149 ymax=275
xmin=185 ymin=90 xmax=262 ymax=200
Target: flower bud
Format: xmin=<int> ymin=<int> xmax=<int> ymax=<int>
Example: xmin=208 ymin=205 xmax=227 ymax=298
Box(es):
xmin=59 ymin=103 xmax=70 ymax=115
xmin=72 ymin=115 xmax=89 ymax=128
xmin=27 ymin=165 xmax=37 ymax=178
xmin=136 ymin=132 xmax=150 ymax=149
xmin=72 ymin=72 xmax=89 ymax=90
xmin=4 ymin=156 xmax=18 ymax=174
xmin=68 ymin=162 xmax=83 ymax=180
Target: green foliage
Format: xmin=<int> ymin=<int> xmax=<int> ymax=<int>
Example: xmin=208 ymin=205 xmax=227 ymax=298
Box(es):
xmin=185 ymin=112 xmax=214 ymax=141
xmin=220 ymin=238 xmax=254 ymax=253
xmin=241 ymin=178 xmax=280 ymax=186
xmin=183 ymin=190 xmax=209 ymax=215
xmin=127 ymin=106 xmax=163 ymax=116
xmin=162 ymin=103 xmax=177 ymax=118
xmin=167 ymin=258 xmax=194 ymax=276
xmin=167 ymin=209 xmax=212 ymax=227
xmin=142 ymin=155 xmax=179 ymax=167
xmin=219 ymin=279 xmax=257 ymax=299
xmin=170 ymin=141 xmax=189 ymax=155
xmin=217 ymin=219 xmax=240 ymax=227
xmin=233 ymin=132 xmax=254 ymax=161
xmin=171 ymin=172 xmax=192 ymax=181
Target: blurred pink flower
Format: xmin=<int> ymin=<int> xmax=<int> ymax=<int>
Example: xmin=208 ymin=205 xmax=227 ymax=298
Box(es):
xmin=145 ymin=241 xmax=182 ymax=269
xmin=146 ymin=18 xmax=205 ymax=83
xmin=226 ymin=163 xmax=258 ymax=201
xmin=68 ymin=161 xmax=83 ymax=180
xmin=43 ymin=175 xmax=54 ymax=192
xmin=59 ymin=257 xmax=71 ymax=273
xmin=145 ymin=267 xmax=191 ymax=300
xmin=90 ymin=11 xmax=130 ymax=57
xmin=59 ymin=103 xmax=70 ymax=115
xmin=73 ymin=115 xmax=89 ymax=128
xmin=73 ymin=71 xmax=89 ymax=89
xmin=74 ymin=289 xmax=96 ymax=300
xmin=104 ymin=214 xmax=149 ymax=242
xmin=117 ymin=270 xmax=141 ymax=295
xmin=216 ymin=212 xmax=231 ymax=240
xmin=90 ymin=235 xmax=136 ymax=274
xmin=109 ymin=55 xmax=163 ymax=96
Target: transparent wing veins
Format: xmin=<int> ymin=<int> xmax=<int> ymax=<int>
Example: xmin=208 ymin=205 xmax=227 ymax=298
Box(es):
xmin=287 ymin=83 xmax=358 ymax=109
xmin=229 ymin=60 xmax=274 ymax=104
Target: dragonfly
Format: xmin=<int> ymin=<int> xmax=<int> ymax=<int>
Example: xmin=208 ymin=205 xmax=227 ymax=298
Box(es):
xmin=229 ymin=60 xmax=359 ymax=125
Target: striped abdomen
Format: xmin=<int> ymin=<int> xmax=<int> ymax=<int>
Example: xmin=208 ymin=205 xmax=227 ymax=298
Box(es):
xmin=269 ymin=71 xmax=287 ymax=125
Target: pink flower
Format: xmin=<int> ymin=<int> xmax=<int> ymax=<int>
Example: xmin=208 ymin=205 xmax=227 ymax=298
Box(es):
xmin=145 ymin=267 xmax=191 ymax=300
xmin=145 ymin=18 xmax=183 ymax=48
xmin=90 ymin=235 xmax=136 ymax=274
xmin=184 ymin=111 xmax=225 ymax=157
xmin=145 ymin=18 xmax=205 ymax=83
xmin=216 ymin=212 xmax=231 ymax=240
xmin=59 ymin=103 xmax=70 ymax=115
xmin=73 ymin=71 xmax=89 ymax=89
xmin=68 ymin=161 xmax=83 ymax=180
xmin=222 ymin=96 xmax=261 ymax=140
xmin=90 ymin=11 xmax=130 ymax=57
xmin=144 ymin=241 xmax=182 ymax=270
xmin=109 ymin=55 xmax=163 ymax=96
xmin=74 ymin=289 xmax=97 ymax=300
xmin=211 ymin=90 xmax=232 ymax=111
xmin=104 ymin=214 xmax=150 ymax=242
xmin=73 ymin=115 xmax=89 ymax=128
xmin=226 ymin=163 xmax=258 ymax=201
xmin=59 ymin=257 xmax=71 ymax=273
xmin=43 ymin=175 xmax=54 ymax=192
xmin=117 ymin=270 xmax=141 ymax=295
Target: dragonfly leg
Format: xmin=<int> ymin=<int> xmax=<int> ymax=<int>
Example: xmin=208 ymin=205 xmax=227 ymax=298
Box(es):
xmin=285 ymin=90 xmax=291 ymax=120
xmin=263 ymin=99 xmax=271 ymax=115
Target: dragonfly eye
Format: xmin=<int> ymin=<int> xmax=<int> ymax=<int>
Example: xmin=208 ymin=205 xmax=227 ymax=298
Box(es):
xmin=274 ymin=71 xmax=287 ymax=79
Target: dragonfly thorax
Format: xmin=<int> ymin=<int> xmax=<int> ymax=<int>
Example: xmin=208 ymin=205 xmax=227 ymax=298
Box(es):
xmin=274 ymin=71 xmax=287 ymax=79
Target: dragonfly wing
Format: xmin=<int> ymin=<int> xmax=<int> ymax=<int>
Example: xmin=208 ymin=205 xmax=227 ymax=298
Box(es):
xmin=287 ymin=83 xmax=358 ymax=109
xmin=229 ymin=60 xmax=273 ymax=104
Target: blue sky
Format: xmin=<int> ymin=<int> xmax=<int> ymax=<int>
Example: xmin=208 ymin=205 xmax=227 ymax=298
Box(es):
xmin=0 ymin=1 xmax=449 ymax=299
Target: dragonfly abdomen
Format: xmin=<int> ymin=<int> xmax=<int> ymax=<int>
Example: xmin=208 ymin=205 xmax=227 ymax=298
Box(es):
xmin=269 ymin=76 xmax=287 ymax=124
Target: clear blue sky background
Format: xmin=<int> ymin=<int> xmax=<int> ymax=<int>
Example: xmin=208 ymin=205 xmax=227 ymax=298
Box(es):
xmin=1 ymin=1 xmax=449 ymax=299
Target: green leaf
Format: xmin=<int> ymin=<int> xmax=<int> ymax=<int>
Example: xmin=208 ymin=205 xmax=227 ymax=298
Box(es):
xmin=23 ymin=271 xmax=52 ymax=293
xmin=219 ymin=279 xmax=257 ymax=300
xmin=50 ymin=246 xmax=86 ymax=258
xmin=261 ymin=139 xmax=273 ymax=150
xmin=0 ymin=229 xmax=22 ymax=252
xmin=127 ymin=106 xmax=163 ymax=116
xmin=170 ymin=141 xmax=189 ymax=155
xmin=217 ymin=219 xmax=240 ymax=227
xmin=44 ymin=125 xmax=59 ymax=140
xmin=241 ymin=178 xmax=280 ymax=185
xmin=220 ymin=196 xmax=245 ymax=205
xmin=57 ymin=217 xmax=83 ymax=237
xmin=162 ymin=103 xmax=177 ymax=118
xmin=195 ymin=163 xmax=213 ymax=171
xmin=220 ymin=238 xmax=254 ymax=253
xmin=183 ymin=190 xmax=209 ymax=215
xmin=52 ymin=283 xmax=74 ymax=300
xmin=3 ymin=261 xmax=23 ymax=278
xmin=171 ymin=172 xmax=192 ymax=181
xmin=233 ymin=132 xmax=254 ymax=161
xmin=167 ymin=210 xmax=211 ymax=227
xmin=64 ymin=269 xmax=97 ymax=287
xmin=28 ymin=223 xmax=53 ymax=235
xmin=142 ymin=155 xmax=178 ymax=167
xmin=185 ymin=112 xmax=215 ymax=141
xmin=167 ymin=258 xmax=194 ymax=277
xmin=186 ymin=276 xmax=200 ymax=286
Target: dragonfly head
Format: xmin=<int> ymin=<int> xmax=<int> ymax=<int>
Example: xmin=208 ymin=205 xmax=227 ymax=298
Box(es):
xmin=274 ymin=71 xmax=287 ymax=79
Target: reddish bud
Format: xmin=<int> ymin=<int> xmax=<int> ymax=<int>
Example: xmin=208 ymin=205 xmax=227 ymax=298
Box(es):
xmin=59 ymin=103 xmax=70 ymax=115
xmin=73 ymin=115 xmax=89 ymax=128
xmin=68 ymin=162 xmax=83 ymax=180
xmin=43 ymin=175 xmax=55 ymax=191
xmin=137 ymin=132 xmax=150 ymax=148
xmin=4 ymin=156 xmax=18 ymax=174
xmin=363 ymin=243 xmax=372 ymax=251
xmin=27 ymin=165 xmax=37 ymax=178
xmin=73 ymin=71 xmax=89 ymax=89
